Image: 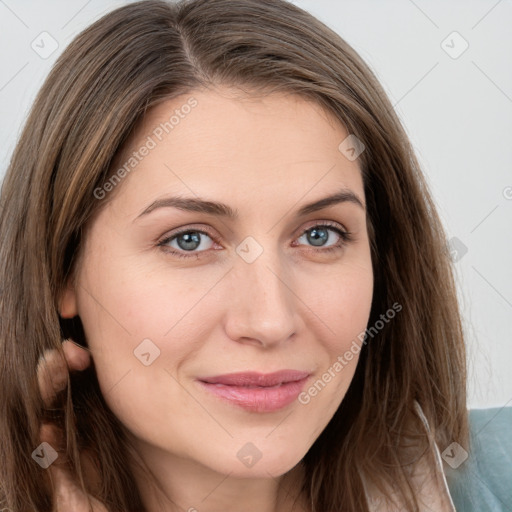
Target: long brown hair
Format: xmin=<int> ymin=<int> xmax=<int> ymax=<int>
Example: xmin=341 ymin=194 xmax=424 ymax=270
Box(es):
xmin=0 ymin=0 xmax=469 ymax=510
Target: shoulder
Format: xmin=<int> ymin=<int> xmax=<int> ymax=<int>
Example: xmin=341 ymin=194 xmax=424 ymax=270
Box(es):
xmin=365 ymin=401 xmax=457 ymax=511
xmin=445 ymin=406 xmax=512 ymax=511
xmin=365 ymin=453 xmax=456 ymax=511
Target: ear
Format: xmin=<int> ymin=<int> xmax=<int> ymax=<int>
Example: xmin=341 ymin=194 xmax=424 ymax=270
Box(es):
xmin=59 ymin=279 xmax=78 ymax=318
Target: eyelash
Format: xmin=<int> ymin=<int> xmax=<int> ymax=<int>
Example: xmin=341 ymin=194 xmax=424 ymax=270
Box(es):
xmin=157 ymin=222 xmax=353 ymax=260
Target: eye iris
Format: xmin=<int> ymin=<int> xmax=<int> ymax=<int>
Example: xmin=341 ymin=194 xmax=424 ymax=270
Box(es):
xmin=308 ymin=227 xmax=329 ymax=247
xmin=169 ymin=226 xmax=337 ymax=254
xmin=177 ymin=232 xmax=201 ymax=251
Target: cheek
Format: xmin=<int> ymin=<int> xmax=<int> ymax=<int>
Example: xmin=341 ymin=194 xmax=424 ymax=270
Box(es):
xmin=306 ymin=258 xmax=374 ymax=346
xmin=77 ymin=254 xmax=201 ymax=348
xmin=298 ymin=260 xmax=373 ymax=401
xmin=75 ymin=256 xmax=225 ymax=401
xmin=74 ymin=264 xmax=199 ymax=440
xmin=78 ymin=247 xmax=373 ymax=375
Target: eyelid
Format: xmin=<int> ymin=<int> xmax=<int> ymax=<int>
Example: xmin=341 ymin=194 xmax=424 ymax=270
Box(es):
xmin=157 ymin=220 xmax=346 ymax=244
xmin=157 ymin=223 xmax=217 ymax=242
xmin=298 ymin=219 xmax=348 ymax=236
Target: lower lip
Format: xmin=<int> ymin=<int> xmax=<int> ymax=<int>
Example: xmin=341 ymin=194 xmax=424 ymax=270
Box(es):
xmin=197 ymin=377 xmax=309 ymax=413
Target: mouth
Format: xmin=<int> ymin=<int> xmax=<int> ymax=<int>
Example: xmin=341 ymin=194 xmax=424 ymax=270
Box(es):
xmin=196 ymin=370 xmax=310 ymax=413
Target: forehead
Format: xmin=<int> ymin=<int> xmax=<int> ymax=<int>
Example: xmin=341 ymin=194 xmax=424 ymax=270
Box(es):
xmin=106 ymin=86 xmax=364 ymax=216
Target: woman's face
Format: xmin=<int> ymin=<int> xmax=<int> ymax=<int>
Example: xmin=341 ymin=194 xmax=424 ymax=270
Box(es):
xmin=60 ymin=86 xmax=373 ymax=482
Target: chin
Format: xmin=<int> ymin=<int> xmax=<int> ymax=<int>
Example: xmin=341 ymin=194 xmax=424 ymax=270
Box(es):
xmin=205 ymin=443 xmax=306 ymax=479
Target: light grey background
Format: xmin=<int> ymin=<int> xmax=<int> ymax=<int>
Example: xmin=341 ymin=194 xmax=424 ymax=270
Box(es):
xmin=1 ymin=0 xmax=511 ymax=409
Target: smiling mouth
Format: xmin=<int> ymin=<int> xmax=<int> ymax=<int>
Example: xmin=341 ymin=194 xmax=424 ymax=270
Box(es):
xmin=196 ymin=370 xmax=310 ymax=412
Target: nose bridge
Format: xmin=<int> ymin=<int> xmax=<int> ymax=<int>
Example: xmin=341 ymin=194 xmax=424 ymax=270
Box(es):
xmin=224 ymin=235 xmax=297 ymax=345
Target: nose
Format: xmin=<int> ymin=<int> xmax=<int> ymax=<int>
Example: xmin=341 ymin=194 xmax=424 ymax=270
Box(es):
xmin=223 ymin=245 xmax=298 ymax=348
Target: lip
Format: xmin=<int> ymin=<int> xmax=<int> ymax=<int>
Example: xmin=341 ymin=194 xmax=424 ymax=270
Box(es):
xmin=196 ymin=370 xmax=310 ymax=413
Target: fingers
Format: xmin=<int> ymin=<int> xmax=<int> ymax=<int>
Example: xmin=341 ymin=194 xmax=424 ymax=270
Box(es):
xmin=36 ymin=343 xmax=107 ymax=511
xmin=37 ymin=348 xmax=69 ymax=407
xmin=62 ymin=339 xmax=91 ymax=372
xmin=40 ymin=422 xmax=107 ymax=511
xmin=37 ymin=340 xmax=91 ymax=407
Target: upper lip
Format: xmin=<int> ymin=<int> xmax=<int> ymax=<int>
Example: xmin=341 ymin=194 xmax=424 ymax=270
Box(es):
xmin=198 ymin=370 xmax=310 ymax=387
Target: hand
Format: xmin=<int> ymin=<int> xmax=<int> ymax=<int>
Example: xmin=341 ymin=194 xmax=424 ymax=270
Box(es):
xmin=37 ymin=339 xmax=109 ymax=511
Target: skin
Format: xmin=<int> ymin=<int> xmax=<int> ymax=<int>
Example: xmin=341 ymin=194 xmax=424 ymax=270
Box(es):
xmin=55 ymin=86 xmax=374 ymax=511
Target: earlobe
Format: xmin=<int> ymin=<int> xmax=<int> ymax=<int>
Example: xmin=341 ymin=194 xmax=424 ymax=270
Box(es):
xmin=59 ymin=282 xmax=78 ymax=318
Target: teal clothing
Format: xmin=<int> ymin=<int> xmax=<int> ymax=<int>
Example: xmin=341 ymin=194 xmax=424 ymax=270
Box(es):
xmin=446 ymin=407 xmax=512 ymax=511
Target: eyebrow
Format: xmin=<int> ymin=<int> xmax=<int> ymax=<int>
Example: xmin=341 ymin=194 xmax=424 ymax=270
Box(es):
xmin=135 ymin=188 xmax=365 ymax=221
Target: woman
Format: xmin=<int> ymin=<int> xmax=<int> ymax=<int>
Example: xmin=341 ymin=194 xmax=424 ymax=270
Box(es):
xmin=0 ymin=0 xmax=468 ymax=510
